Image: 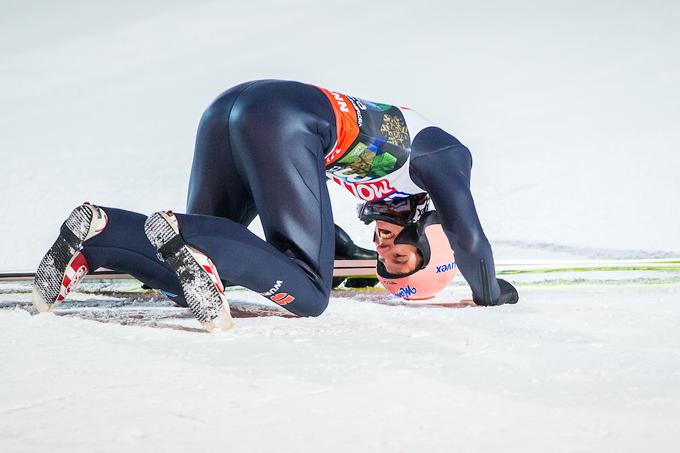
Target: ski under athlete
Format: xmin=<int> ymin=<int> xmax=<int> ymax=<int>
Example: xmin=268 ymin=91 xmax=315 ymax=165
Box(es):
xmin=32 ymin=80 xmax=519 ymax=331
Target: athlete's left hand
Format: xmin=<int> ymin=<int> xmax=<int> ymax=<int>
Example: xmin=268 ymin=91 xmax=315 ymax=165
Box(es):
xmin=344 ymin=277 xmax=379 ymax=288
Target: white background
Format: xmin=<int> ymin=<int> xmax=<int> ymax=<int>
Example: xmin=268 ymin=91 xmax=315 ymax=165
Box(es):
xmin=1 ymin=0 xmax=679 ymax=270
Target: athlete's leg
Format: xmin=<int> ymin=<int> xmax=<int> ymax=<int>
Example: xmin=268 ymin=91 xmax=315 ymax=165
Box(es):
xmin=163 ymin=80 xmax=337 ymax=316
xmin=81 ymin=207 xmax=187 ymax=305
xmin=188 ymin=81 xmax=375 ymax=294
xmin=82 ymin=204 xmax=332 ymax=317
xmin=175 ymin=213 xmax=330 ymax=317
xmin=226 ymin=81 xmax=336 ymax=312
xmin=231 ymin=80 xmax=335 ymax=265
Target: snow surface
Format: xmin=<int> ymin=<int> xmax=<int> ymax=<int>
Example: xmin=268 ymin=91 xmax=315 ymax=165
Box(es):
xmin=1 ymin=1 xmax=680 ymax=451
xmin=2 ymin=284 xmax=680 ymax=452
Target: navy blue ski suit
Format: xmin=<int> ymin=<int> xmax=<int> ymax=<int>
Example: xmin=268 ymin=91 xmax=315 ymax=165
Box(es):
xmin=80 ymin=80 xmax=504 ymax=315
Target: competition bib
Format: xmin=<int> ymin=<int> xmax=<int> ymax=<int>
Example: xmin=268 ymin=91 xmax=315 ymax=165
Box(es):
xmin=316 ymin=86 xmax=425 ymax=202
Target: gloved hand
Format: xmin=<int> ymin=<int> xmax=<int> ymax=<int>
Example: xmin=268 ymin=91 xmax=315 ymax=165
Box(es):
xmin=474 ymin=279 xmax=519 ymax=306
xmin=332 ymin=276 xmax=379 ymax=289
xmin=344 ymin=276 xmax=379 ymax=288
xmin=493 ymin=278 xmax=519 ymax=305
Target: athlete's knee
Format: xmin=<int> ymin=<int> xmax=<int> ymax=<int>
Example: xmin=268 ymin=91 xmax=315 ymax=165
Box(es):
xmin=297 ymin=296 xmax=329 ymax=317
xmin=286 ymin=288 xmax=330 ymax=317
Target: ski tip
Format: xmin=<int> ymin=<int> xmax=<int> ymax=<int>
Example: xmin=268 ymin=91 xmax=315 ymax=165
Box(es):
xmin=31 ymin=287 xmax=53 ymax=313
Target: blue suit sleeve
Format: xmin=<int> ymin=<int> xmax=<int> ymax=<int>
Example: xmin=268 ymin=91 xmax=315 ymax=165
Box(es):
xmin=409 ymin=127 xmax=501 ymax=304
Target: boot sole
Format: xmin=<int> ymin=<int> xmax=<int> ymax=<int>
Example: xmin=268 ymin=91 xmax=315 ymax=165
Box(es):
xmin=32 ymin=203 xmax=107 ymax=311
xmin=144 ymin=211 xmax=233 ymax=331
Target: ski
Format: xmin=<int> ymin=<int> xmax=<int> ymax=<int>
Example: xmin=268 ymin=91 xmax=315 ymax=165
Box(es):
xmin=495 ymin=258 xmax=680 ymax=274
xmin=3 ymin=258 xmax=679 ymax=282
xmin=0 ymin=259 xmax=378 ymax=282
xmin=2 ymin=257 xmax=679 ymax=331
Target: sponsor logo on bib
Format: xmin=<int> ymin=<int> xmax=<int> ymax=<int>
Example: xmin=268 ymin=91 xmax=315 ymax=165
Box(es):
xmin=329 ymin=171 xmax=396 ymax=201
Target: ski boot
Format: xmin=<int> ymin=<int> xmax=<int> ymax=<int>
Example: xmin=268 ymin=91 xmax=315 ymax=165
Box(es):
xmin=144 ymin=211 xmax=233 ymax=332
xmin=32 ymin=203 xmax=108 ymax=312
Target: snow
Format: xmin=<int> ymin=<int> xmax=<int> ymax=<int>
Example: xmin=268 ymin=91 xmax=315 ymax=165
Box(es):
xmin=1 ymin=0 xmax=680 ymax=451
xmin=1 ymin=284 xmax=680 ymax=452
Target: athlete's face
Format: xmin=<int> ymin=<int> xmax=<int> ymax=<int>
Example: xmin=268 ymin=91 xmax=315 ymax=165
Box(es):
xmin=374 ymin=221 xmax=422 ymax=275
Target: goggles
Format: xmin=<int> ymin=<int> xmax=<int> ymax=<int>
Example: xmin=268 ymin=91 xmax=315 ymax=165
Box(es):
xmin=357 ymin=193 xmax=430 ymax=226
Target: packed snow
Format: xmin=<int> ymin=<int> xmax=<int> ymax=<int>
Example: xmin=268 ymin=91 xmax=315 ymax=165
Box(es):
xmin=1 ymin=1 xmax=679 ymax=452
xmin=1 ymin=284 xmax=680 ymax=452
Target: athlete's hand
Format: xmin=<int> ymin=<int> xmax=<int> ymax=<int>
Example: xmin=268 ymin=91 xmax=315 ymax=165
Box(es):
xmin=495 ymin=279 xmax=519 ymax=305
xmin=344 ymin=277 xmax=379 ymax=288
xmin=332 ymin=276 xmax=379 ymax=289
xmin=473 ymin=279 xmax=519 ymax=306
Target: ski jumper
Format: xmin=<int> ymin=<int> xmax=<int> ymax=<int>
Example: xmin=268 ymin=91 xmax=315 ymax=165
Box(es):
xmin=79 ymin=79 xmax=500 ymax=314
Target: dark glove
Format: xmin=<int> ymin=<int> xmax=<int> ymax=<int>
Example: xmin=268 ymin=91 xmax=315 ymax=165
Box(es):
xmin=344 ymin=276 xmax=379 ymax=288
xmin=475 ymin=279 xmax=519 ymax=306
xmin=494 ymin=279 xmax=519 ymax=305
xmin=332 ymin=276 xmax=379 ymax=289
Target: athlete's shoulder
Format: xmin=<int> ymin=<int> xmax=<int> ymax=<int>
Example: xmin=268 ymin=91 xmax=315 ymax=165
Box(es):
xmin=398 ymin=106 xmax=436 ymax=139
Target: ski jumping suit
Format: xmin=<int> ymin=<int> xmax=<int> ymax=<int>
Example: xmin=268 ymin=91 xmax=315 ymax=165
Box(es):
xmin=80 ymin=80 xmax=501 ymax=315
